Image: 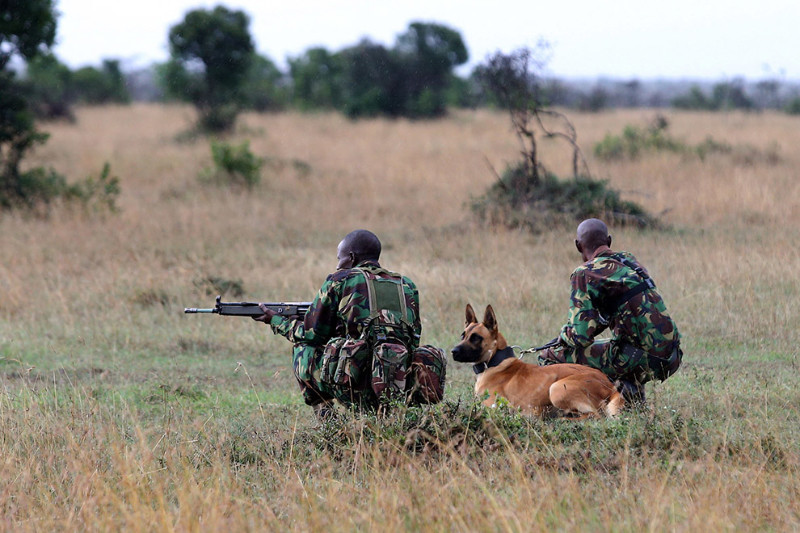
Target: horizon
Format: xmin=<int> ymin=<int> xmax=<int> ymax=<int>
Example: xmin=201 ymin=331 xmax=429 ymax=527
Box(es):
xmin=53 ymin=0 xmax=800 ymax=82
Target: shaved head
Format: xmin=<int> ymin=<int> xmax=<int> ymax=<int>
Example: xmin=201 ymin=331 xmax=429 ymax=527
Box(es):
xmin=337 ymin=229 xmax=381 ymax=269
xmin=575 ymin=218 xmax=611 ymax=260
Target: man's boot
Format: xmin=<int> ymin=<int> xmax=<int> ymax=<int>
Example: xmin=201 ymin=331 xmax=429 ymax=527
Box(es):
xmin=312 ymin=401 xmax=336 ymax=423
xmin=618 ymin=380 xmax=646 ymax=408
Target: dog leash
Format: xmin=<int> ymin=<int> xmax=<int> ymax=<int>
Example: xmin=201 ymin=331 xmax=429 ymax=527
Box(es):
xmin=512 ymin=337 xmax=560 ymax=359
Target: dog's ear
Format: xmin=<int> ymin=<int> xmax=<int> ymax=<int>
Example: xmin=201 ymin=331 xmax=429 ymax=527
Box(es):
xmin=465 ymin=303 xmax=477 ymax=325
xmin=483 ymin=305 xmax=498 ymax=333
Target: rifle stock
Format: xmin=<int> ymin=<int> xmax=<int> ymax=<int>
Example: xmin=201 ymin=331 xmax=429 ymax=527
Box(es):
xmin=184 ymin=295 xmax=311 ymax=317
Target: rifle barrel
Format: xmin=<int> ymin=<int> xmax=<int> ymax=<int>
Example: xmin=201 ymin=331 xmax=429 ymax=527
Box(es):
xmin=184 ymin=308 xmax=216 ymax=313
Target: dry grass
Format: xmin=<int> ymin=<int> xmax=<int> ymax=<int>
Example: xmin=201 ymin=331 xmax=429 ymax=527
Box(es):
xmin=1 ymin=104 xmax=799 ymax=531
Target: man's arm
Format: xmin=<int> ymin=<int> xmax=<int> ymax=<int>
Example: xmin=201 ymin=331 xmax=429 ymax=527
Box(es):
xmin=559 ymin=270 xmax=607 ymax=349
xmin=260 ymin=275 xmax=339 ymax=346
xmin=404 ymin=277 xmax=422 ymax=351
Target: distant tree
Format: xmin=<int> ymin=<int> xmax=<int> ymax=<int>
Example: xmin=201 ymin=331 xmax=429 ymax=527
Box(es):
xmin=395 ymin=22 xmax=468 ymax=117
xmin=72 ymin=59 xmax=131 ymax=104
xmin=673 ymin=81 xmax=753 ymax=111
xmin=754 ymin=79 xmax=781 ymax=110
xmin=475 ymin=45 xmax=588 ymax=184
xmin=578 ymin=85 xmax=608 ymax=112
xmin=711 ymin=79 xmax=753 ymax=110
xmin=239 ymin=53 xmax=287 ymax=112
xmin=784 ymin=96 xmax=800 ymax=115
xmin=620 ymin=79 xmax=641 ymax=108
xmin=472 ymin=46 xmax=650 ymax=231
xmin=338 ymin=39 xmax=403 ymax=118
xmin=165 ymin=5 xmax=255 ymax=132
xmin=672 ymin=85 xmax=713 ymax=110
xmin=289 ymin=47 xmax=344 ymax=110
xmin=23 ymin=53 xmax=75 ymax=120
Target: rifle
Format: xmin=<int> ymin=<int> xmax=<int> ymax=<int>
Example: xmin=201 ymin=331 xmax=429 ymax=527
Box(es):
xmin=184 ymin=295 xmax=311 ymax=317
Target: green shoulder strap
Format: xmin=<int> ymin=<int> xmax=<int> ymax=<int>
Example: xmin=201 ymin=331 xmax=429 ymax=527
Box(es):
xmin=354 ymin=267 xmax=408 ymax=322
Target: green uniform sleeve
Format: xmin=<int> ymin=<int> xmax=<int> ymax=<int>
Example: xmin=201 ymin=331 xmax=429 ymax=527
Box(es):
xmin=404 ymin=276 xmax=422 ymax=351
xmin=559 ymin=269 xmax=607 ymax=349
xmin=269 ymin=277 xmax=339 ymax=346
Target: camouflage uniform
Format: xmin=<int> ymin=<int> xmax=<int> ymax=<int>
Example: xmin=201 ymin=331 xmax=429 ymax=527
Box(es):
xmin=538 ymin=246 xmax=682 ymax=384
xmin=269 ymin=260 xmax=423 ymax=408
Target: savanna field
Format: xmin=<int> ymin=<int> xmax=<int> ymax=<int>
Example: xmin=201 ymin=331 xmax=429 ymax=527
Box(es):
xmin=1 ymin=105 xmax=799 ymax=530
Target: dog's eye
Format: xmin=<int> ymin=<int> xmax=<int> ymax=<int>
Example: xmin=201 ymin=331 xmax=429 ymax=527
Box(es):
xmin=460 ymin=332 xmax=465 ymax=340
xmin=470 ymin=334 xmax=483 ymax=344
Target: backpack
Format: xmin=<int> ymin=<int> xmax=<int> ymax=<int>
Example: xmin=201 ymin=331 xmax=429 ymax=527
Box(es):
xmin=356 ymin=267 xmax=415 ymax=403
xmin=318 ymin=267 xmax=446 ymax=406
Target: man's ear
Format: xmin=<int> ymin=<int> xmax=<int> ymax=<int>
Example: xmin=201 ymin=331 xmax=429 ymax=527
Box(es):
xmin=465 ymin=303 xmax=477 ymax=326
xmin=607 ymin=235 xmax=613 ymax=247
xmin=575 ymin=239 xmax=582 ymax=254
xmin=483 ymin=305 xmax=498 ymax=333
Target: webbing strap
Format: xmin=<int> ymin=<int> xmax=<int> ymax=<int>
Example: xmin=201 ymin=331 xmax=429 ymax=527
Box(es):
xmin=605 ymin=255 xmax=656 ymax=314
xmin=354 ymin=267 xmax=408 ymax=323
xmin=606 ymin=280 xmax=653 ymax=312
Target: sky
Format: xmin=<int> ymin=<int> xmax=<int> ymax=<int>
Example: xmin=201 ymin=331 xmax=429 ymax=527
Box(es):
xmin=54 ymin=0 xmax=800 ymax=81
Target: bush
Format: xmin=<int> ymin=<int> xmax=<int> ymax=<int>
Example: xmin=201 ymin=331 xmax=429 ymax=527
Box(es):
xmin=784 ymin=97 xmax=800 ymax=115
xmin=595 ymin=116 xmax=779 ymax=165
xmin=200 ymin=140 xmax=263 ymax=188
xmin=594 ymin=117 xmax=685 ymax=160
xmin=63 ymin=162 xmax=121 ymax=212
xmin=471 ymin=163 xmax=652 ymax=231
xmin=1 ymin=159 xmax=120 ymax=213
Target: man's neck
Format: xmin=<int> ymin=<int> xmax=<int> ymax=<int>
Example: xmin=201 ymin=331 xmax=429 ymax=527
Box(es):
xmin=589 ymin=245 xmax=613 ymax=261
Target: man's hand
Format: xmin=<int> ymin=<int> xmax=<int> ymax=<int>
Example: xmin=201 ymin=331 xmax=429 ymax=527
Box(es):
xmin=251 ymin=303 xmax=279 ymax=323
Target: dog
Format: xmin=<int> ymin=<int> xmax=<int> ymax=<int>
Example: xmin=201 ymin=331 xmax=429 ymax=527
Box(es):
xmin=451 ymin=304 xmax=624 ymax=418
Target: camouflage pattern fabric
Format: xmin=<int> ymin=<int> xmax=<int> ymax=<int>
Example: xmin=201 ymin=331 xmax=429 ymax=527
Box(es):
xmin=538 ymin=247 xmax=681 ymax=383
xmin=270 ymin=260 xmax=422 ymax=407
xmin=408 ymin=345 xmax=447 ymax=404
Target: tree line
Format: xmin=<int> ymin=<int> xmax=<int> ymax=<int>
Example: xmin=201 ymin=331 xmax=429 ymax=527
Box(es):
xmin=13 ymin=4 xmax=800 ymax=131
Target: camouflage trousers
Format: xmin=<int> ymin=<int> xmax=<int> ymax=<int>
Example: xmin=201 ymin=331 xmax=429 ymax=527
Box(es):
xmin=291 ymin=341 xmax=447 ymax=408
xmin=291 ymin=343 xmax=363 ymax=408
xmin=538 ymin=339 xmax=652 ymax=384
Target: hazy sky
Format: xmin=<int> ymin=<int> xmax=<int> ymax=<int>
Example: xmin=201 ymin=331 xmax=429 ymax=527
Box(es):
xmin=55 ymin=0 xmax=799 ymax=80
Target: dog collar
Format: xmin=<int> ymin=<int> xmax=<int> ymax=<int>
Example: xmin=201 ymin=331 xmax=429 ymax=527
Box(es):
xmin=473 ymin=346 xmax=516 ymax=375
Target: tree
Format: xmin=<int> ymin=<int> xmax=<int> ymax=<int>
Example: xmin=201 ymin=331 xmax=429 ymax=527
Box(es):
xmin=72 ymin=59 xmax=131 ymax=104
xmin=289 ymin=47 xmax=344 ymax=110
xmin=475 ymin=45 xmax=589 ymax=184
xmin=395 ymin=22 xmax=468 ymax=117
xmin=472 ymin=46 xmax=651 ymax=231
xmin=239 ymin=54 xmax=287 ymax=112
xmin=711 ymin=79 xmax=753 ymax=110
xmin=672 ymin=85 xmax=712 ymax=110
xmin=165 ymin=5 xmax=254 ymax=132
xmin=338 ymin=39 xmax=403 ymax=118
xmin=0 ymin=0 xmax=59 ymax=207
xmin=24 ymin=53 xmax=75 ymax=120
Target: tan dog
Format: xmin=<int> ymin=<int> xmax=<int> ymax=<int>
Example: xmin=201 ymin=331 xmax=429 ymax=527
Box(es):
xmin=451 ymin=304 xmax=623 ymax=418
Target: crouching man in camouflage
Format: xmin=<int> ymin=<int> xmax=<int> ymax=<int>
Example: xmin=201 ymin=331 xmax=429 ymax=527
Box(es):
xmin=538 ymin=218 xmax=682 ymax=405
xmin=253 ymin=229 xmax=446 ymax=419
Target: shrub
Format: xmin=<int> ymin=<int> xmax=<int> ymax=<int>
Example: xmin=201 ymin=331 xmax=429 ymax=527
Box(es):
xmin=1 ymin=148 xmax=120 ymax=213
xmin=200 ymin=140 xmax=263 ymax=188
xmin=63 ymin=162 xmax=121 ymax=212
xmin=471 ymin=163 xmax=652 ymax=231
xmin=594 ymin=116 xmax=686 ymax=160
xmin=595 ymin=116 xmax=780 ymax=165
xmin=784 ymin=97 xmax=800 ymax=115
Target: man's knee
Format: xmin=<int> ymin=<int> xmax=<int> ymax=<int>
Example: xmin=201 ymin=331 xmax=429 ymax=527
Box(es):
xmin=292 ymin=344 xmax=319 ymax=383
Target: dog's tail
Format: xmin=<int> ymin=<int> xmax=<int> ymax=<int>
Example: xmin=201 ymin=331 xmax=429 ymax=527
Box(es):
xmin=604 ymin=389 xmax=625 ymax=417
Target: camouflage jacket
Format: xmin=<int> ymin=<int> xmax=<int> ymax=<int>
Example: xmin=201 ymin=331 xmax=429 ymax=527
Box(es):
xmin=559 ymin=246 xmax=680 ymax=359
xmin=270 ymin=260 xmax=422 ymax=350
